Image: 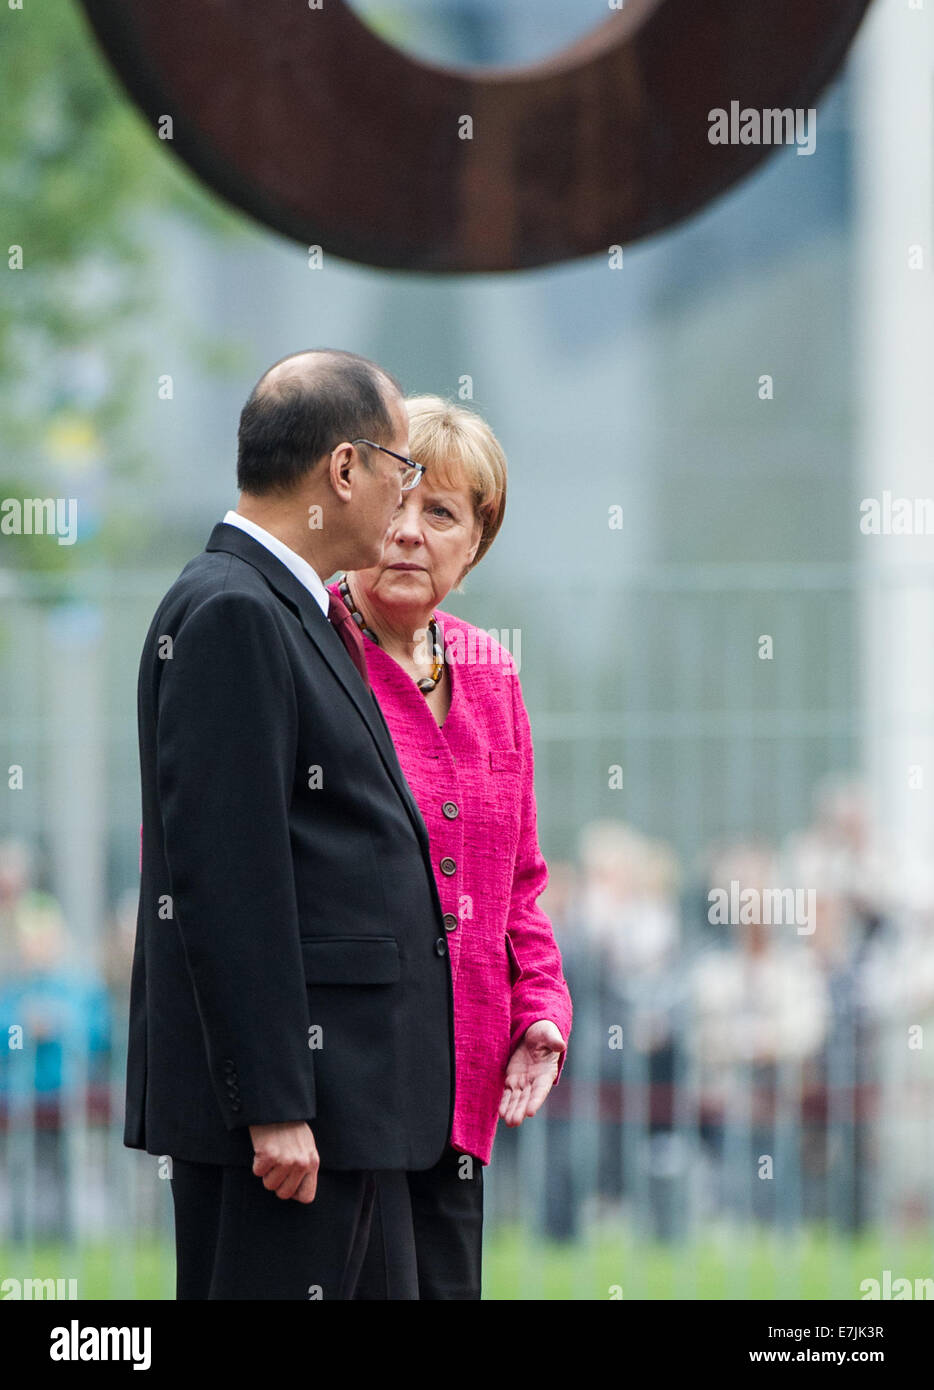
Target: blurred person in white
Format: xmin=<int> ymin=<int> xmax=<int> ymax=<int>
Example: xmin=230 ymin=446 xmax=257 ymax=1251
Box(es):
xmin=858 ymin=899 xmax=934 ymax=1230
xmin=781 ymin=776 xmax=890 ymax=972
xmin=796 ymin=775 xmax=934 ymax=1021
xmin=575 ymin=820 xmax=683 ymax=1231
xmin=578 ymin=820 xmax=680 ymax=980
xmin=816 ymin=776 xmax=934 ymax=1230
xmin=778 ymin=777 xmax=891 ymax=1229
xmin=578 ymin=821 xmax=681 ymax=1065
xmin=691 ymin=842 xmax=829 ymax=1221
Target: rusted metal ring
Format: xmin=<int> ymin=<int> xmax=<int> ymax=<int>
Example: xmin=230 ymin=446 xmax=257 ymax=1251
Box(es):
xmin=79 ymin=0 xmax=872 ymax=272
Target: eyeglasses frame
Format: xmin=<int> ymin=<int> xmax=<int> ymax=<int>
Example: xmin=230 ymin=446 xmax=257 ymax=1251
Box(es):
xmin=349 ymin=438 xmax=426 ymax=492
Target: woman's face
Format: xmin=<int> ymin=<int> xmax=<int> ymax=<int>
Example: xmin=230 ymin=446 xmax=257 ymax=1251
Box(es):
xmin=355 ymin=470 xmax=483 ymax=614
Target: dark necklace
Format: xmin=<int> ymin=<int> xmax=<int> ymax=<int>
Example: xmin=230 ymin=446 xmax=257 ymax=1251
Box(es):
xmin=337 ymin=573 xmax=444 ymax=693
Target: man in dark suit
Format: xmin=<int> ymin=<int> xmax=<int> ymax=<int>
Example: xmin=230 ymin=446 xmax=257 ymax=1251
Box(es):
xmin=125 ymin=348 xmax=454 ymax=1299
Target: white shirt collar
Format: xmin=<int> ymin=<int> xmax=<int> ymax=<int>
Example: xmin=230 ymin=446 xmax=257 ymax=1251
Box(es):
xmin=222 ymin=510 xmax=331 ymax=618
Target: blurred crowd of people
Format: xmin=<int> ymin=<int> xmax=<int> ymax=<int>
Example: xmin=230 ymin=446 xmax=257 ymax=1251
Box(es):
xmin=530 ymin=776 xmax=934 ymax=1242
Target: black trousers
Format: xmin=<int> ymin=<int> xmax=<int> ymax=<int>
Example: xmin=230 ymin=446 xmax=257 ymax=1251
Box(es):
xmin=352 ymin=1143 xmax=484 ymax=1301
xmin=170 ymin=1158 xmax=412 ymax=1299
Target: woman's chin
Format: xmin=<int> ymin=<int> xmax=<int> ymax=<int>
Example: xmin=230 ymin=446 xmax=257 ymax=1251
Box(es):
xmin=383 ymin=568 xmax=428 ymax=586
xmin=380 ymin=569 xmax=435 ymax=604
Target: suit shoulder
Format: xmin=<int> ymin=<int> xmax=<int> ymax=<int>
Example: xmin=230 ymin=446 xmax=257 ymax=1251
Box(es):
xmin=145 ymin=552 xmax=278 ymax=642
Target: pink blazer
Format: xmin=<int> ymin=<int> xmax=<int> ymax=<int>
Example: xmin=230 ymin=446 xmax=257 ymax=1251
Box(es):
xmin=327 ymin=581 xmax=572 ymax=1164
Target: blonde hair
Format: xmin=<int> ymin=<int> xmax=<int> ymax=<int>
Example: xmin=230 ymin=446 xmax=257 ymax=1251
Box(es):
xmin=405 ymin=395 xmax=507 ymax=590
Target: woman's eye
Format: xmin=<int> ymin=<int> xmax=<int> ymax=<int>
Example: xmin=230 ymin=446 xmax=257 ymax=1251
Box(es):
xmin=431 ymin=506 xmax=453 ymax=519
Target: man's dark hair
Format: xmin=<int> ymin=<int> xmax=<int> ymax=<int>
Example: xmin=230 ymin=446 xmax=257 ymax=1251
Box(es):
xmin=236 ymin=348 xmax=403 ymax=495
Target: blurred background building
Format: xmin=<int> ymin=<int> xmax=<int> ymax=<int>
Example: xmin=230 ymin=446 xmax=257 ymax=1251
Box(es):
xmin=1 ymin=0 xmax=933 ymax=1298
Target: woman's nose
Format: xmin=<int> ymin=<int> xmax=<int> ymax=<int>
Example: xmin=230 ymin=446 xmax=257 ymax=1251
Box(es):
xmin=391 ymin=510 xmax=424 ymax=542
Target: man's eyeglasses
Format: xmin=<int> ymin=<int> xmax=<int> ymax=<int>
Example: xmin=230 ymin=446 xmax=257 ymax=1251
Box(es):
xmin=350 ymin=439 xmax=425 ymax=492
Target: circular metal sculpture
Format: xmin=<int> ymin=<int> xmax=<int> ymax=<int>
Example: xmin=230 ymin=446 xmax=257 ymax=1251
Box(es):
xmin=79 ymin=0 xmax=872 ymax=272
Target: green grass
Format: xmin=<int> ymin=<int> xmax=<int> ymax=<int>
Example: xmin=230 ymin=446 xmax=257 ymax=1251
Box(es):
xmin=483 ymin=1223 xmax=934 ymax=1300
xmin=1 ymin=1225 xmax=930 ymax=1300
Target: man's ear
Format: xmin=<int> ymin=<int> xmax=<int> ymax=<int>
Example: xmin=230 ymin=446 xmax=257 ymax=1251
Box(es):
xmin=328 ymin=444 xmax=355 ymax=498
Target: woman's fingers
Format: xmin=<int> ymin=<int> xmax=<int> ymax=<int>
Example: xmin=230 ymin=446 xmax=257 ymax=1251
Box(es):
xmin=501 ymin=1077 xmax=533 ymax=1126
xmin=499 ymin=1056 xmax=560 ymax=1125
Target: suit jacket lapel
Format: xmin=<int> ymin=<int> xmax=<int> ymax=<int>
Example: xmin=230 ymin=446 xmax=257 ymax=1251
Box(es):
xmin=204 ymin=523 xmax=430 ymax=851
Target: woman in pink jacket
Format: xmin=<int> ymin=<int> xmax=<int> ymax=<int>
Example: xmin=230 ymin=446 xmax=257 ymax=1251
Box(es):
xmin=331 ymin=395 xmax=571 ymax=1299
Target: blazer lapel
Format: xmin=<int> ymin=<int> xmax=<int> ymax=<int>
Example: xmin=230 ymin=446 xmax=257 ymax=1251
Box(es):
xmin=204 ymin=523 xmax=430 ymax=851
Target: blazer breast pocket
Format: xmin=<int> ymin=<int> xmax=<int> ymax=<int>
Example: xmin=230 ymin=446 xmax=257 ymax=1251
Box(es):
xmin=489 ymin=748 xmax=522 ymax=773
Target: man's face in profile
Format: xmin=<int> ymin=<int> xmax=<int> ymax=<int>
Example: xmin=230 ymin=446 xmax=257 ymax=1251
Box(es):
xmin=366 ymin=393 xmax=411 ymax=566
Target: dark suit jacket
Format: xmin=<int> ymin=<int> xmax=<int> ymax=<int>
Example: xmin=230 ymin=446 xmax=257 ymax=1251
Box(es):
xmin=124 ymin=522 xmax=455 ymax=1169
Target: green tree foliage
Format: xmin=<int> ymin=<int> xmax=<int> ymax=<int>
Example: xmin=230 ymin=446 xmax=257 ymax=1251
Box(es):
xmin=0 ymin=0 xmax=238 ymax=572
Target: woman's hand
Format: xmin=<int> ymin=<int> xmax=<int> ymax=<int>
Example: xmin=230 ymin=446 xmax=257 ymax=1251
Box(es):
xmin=499 ymin=1020 xmax=567 ymax=1127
